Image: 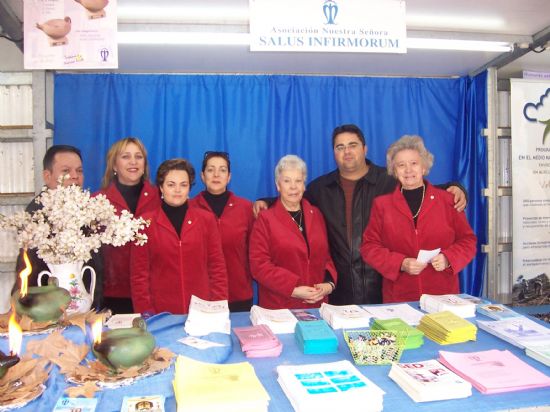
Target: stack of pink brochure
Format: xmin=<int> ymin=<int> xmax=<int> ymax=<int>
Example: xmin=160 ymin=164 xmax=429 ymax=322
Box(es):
xmin=233 ymin=324 xmax=283 ymax=358
xmin=438 ymin=349 xmax=550 ymax=394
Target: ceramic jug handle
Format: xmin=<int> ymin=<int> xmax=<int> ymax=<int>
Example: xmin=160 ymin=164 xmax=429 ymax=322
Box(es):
xmin=82 ymin=265 xmax=96 ymax=298
xmin=37 ymin=270 xmax=52 ymax=286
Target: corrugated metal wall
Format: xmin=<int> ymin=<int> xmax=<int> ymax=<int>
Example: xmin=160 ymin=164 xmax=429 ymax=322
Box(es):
xmin=0 ymin=141 xmax=34 ymax=193
xmin=0 ymin=84 xmax=33 ymax=126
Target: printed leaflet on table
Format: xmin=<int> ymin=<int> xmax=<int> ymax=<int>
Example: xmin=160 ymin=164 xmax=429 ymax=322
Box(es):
xmin=438 ymin=349 xmax=550 ymax=394
xmin=371 ymin=318 xmax=424 ymax=349
xmin=476 ymin=316 xmax=550 ymax=349
xmin=319 ymin=303 xmax=372 ymax=329
xmin=184 ymin=295 xmax=230 ymax=336
xmin=250 ymin=305 xmax=297 ymax=334
xmin=233 ymin=324 xmax=283 ymax=358
xmin=276 ymin=360 xmax=385 ymax=412
xmin=294 ymin=320 xmax=338 ymax=354
xmin=388 ymin=359 xmax=472 ymax=402
xmin=419 ymin=294 xmax=477 ymax=318
xmin=417 ymin=311 xmax=477 ymax=344
xmin=362 ymin=303 xmax=425 ymax=325
xmin=476 ymin=303 xmax=522 ymax=320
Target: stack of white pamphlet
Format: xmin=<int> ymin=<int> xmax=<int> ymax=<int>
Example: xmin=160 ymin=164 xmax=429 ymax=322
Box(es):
xmin=319 ymin=303 xmax=372 ymax=329
xmin=525 ymin=344 xmax=550 ymax=367
xmin=476 ymin=316 xmax=550 ymax=349
xmin=250 ymin=305 xmax=297 ymax=334
xmin=389 ymin=359 xmax=472 ymax=402
xmin=277 ymin=360 xmax=385 ymax=412
xmin=363 ymin=303 xmax=425 ymax=325
xmin=419 ymin=294 xmax=476 ymax=318
xmin=184 ymin=295 xmax=230 ymax=336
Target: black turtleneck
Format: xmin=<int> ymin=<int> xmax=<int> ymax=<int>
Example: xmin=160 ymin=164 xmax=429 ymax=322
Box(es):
xmin=162 ymin=201 xmax=188 ymax=236
xmin=203 ymin=190 xmax=229 ymax=218
xmin=401 ymin=185 xmax=424 ymax=225
xmin=115 ymin=179 xmax=143 ymax=215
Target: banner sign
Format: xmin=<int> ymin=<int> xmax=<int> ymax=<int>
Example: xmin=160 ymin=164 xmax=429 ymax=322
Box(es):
xmin=249 ymin=0 xmax=406 ymax=53
xmin=510 ymin=79 xmax=550 ymax=305
xmin=24 ymin=0 xmax=118 ymax=69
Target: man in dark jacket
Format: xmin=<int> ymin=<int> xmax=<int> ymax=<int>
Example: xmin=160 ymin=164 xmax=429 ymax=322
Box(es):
xmin=255 ymin=124 xmax=466 ymax=305
xmin=13 ymin=145 xmax=104 ymax=309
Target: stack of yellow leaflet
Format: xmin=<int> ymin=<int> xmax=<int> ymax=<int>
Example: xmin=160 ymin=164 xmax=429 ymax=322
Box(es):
xmin=173 ymin=355 xmax=270 ymax=412
xmin=417 ymin=311 xmax=477 ymax=345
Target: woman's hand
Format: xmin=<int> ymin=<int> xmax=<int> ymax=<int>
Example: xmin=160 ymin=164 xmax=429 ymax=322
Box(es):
xmin=400 ymin=258 xmax=427 ymax=275
xmin=292 ymin=285 xmax=327 ymax=304
xmin=431 ymin=254 xmax=449 ymax=271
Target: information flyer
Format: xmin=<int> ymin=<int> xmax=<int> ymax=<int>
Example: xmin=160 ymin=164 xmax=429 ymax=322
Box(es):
xmin=24 ymin=0 xmax=118 ymax=69
xmin=510 ymin=79 xmax=550 ymax=305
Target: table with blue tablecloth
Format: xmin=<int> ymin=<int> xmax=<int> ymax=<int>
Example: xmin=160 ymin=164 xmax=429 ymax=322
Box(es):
xmin=1 ymin=303 xmax=550 ymax=412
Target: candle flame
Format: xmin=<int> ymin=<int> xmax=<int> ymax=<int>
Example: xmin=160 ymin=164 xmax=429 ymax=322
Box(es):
xmin=9 ymin=313 xmax=22 ymax=356
xmin=19 ymin=249 xmax=32 ymax=297
xmin=92 ymin=318 xmax=103 ymax=345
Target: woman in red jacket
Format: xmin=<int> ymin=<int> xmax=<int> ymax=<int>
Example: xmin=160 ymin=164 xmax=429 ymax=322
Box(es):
xmin=131 ymin=158 xmax=228 ymax=315
xmin=190 ymin=151 xmax=254 ymax=312
xmin=96 ymin=137 xmax=160 ymax=314
xmin=249 ymin=155 xmax=337 ymax=310
xmin=361 ymin=135 xmax=477 ymax=303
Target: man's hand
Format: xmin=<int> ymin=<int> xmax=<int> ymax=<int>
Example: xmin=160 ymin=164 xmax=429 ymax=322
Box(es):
xmin=253 ymin=200 xmax=268 ymax=218
xmin=447 ymin=186 xmax=466 ymax=212
xmin=400 ymin=258 xmax=427 ymax=275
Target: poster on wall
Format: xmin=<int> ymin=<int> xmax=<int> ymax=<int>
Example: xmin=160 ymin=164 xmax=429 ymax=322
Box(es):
xmin=24 ymin=0 xmax=118 ymax=69
xmin=249 ymin=0 xmax=406 ymax=53
xmin=510 ymin=79 xmax=550 ymax=306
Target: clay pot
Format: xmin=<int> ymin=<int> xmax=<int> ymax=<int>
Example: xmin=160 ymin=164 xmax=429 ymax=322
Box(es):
xmin=0 ymin=350 xmax=19 ymax=379
xmin=74 ymin=0 xmax=109 ymax=13
xmin=12 ymin=281 xmax=71 ymax=323
xmin=35 ymin=17 xmax=72 ymax=40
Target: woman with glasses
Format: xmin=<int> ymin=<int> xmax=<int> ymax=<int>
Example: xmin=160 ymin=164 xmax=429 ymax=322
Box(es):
xmin=190 ymin=151 xmax=254 ymax=312
xmin=360 ymin=136 xmax=476 ymax=303
xmin=249 ymin=155 xmax=337 ymax=309
xmin=96 ymin=137 xmax=160 ymax=314
xmin=131 ymin=158 xmax=228 ymax=315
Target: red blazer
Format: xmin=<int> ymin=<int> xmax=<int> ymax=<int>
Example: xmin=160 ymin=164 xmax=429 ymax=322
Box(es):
xmin=130 ymin=205 xmax=228 ymax=314
xmin=249 ymin=198 xmax=336 ymax=310
xmin=189 ymin=191 xmax=254 ymax=302
xmin=95 ymin=181 xmax=160 ymax=298
xmin=360 ymin=182 xmax=477 ymax=303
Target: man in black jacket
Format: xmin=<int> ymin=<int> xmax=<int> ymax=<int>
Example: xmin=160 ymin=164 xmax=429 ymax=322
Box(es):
xmin=255 ymin=124 xmax=466 ymax=305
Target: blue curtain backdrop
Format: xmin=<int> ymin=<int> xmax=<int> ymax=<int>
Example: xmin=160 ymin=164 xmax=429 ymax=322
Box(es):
xmin=54 ymin=73 xmax=487 ymax=296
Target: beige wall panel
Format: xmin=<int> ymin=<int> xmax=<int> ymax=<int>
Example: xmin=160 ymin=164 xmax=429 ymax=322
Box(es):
xmin=0 ymin=141 xmax=35 ymax=193
xmin=0 ymin=84 xmax=33 ymax=126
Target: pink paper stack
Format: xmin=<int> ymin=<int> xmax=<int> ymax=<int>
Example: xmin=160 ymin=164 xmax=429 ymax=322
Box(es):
xmin=233 ymin=324 xmax=283 ymax=358
xmin=438 ymin=349 xmax=550 ymax=394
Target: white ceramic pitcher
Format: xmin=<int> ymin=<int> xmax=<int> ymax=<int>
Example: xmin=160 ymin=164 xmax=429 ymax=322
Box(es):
xmin=38 ymin=261 xmax=96 ymax=314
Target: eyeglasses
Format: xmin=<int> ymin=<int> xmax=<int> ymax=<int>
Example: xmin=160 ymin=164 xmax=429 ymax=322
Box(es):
xmin=203 ymin=151 xmax=229 ymax=160
xmin=334 ymin=142 xmax=362 ymax=152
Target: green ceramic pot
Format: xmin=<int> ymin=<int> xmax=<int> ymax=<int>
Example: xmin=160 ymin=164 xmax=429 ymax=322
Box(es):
xmin=12 ymin=283 xmax=71 ymax=322
xmin=92 ymin=318 xmax=155 ymax=370
xmin=0 ymin=350 xmax=20 ymax=379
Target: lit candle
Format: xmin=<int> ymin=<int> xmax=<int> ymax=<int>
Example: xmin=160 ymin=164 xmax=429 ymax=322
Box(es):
xmin=8 ymin=313 xmax=22 ymax=356
xmin=19 ymin=249 xmax=32 ymax=298
xmin=91 ymin=318 xmax=103 ymax=346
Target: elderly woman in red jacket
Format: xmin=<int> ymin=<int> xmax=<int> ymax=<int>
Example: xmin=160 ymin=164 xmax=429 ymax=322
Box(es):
xmin=190 ymin=151 xmax=254 ymax=312
xmin=360 ymin=135 xmax=476 ymax=303
xmin=96 ymin=137 xmax=160 ymax=314
xmin=131 ymin=158 xmax=228 ymax=315
xmin=249 ymin=154 xmax=337 ymax=310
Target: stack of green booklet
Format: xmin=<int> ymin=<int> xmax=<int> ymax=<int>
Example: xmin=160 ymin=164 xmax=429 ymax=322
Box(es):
xmin=371 ymin=318 xmax=424 ymax=349
xmin=417 ymin=311 xmax=477 ymax=345
xmin=294 ymin=320 xmax=339 ymax=354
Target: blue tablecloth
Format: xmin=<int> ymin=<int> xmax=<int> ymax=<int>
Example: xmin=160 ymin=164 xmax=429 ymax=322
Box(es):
xmin=1 ymin=304 xmax=550 ymax=412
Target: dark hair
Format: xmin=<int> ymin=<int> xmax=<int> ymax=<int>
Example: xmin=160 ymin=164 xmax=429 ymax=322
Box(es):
xmin=156 ymin=158 xmax=196 ymax=187
xmin=331 ymin=124 xmax=366 ymax=147
xmin=43 ymin=145 xmax=82 ymax=171
xmin=202 ymin=151 xmax=231 ymax=173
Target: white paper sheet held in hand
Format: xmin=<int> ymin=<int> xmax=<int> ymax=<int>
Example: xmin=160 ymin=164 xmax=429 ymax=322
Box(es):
xmin=417 ymin=248 xmax=441 ymax=264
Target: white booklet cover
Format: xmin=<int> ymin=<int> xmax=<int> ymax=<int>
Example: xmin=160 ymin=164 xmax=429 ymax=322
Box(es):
xmin=184 ymin=295 xmax=230 ymax=336
xmin=477 ymin=317 xmax=550 ymax=349
xmin=319 ymin=303 xmax=371 ymax=329
xmin=362 ymin=303 xmax=425 ymax=325
xmin=419 ymin=294 xmax=476 ymax=318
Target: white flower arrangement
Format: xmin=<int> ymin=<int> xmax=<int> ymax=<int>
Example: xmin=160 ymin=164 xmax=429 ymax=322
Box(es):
xmin=0 ymin=182 xmax=149 ymax=264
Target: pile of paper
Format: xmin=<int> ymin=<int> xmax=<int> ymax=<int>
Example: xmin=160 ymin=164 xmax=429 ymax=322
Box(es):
xmin=389 ymin=359 xmax=472 ymax=402
xmin=439 ymin=349 xmax=550 ymax=394
xmin=184 ymin=295 xmax=230 ymax=336
xmin=477 ymin=317 xmax=550 ymax=349
xmin=476 ymin=303 xmax=522 ymax=320
xmin=173 ymin=355 xmax=270 ymax=412
xmin=319 ymin=303 xmax=371 ymax=329
xmin=525 ymin=344 xmax=550 ymax=367
xmin=277 ymin=360 xmax=385 ymax=412
xmin=250 ymin=305 xmax=297 ymax=334
xmin=294 ymin=320 xmax=338 ymax=354
xmin=417 ymin=311 xmax=477 ymax=344
xmin=371 ymin=318 xmax=424 ymax=349
xmin=363 ymin=303 xmax=425 ymax=326
xmin=233 ymin=324 xmax=283 ymax=358
xmin=419 ymin=294 xmax=476 ymax=318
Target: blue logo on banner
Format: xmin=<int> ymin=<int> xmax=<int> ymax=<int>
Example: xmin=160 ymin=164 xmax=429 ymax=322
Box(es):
xmin=100 ymin=48 xmax=109 ymax=62
xmin=323 ymin=1 xmax=338 ymax=25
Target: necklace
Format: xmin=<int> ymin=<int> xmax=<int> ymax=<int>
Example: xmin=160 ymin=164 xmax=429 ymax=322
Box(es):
xmin=289 ymin=210 xmax=304 ymax=232
xmin=401 ymin=184 xmax=425 ymax=219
